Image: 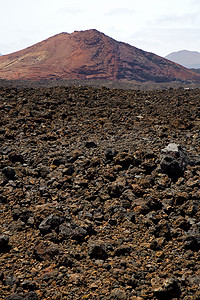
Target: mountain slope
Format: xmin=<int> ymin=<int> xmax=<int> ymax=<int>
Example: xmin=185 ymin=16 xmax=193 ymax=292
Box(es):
xmin=165 ymin=50 xmax=200 ymax=69
xmin=0 ymin=29 xmax=200 ymax=82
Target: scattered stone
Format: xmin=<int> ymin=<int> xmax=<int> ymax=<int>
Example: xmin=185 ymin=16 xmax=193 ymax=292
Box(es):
xmin=33 ymin=239 xmax=61 ymax=261
xmin=8 ymin=151 xmax=24 ymax=163
xmin=2 ymin=166 xmax=16 ymax=179
xmin=39 ymin=214 xmax=64 ymax=234
xmin=85 ymin=141 xmax=97 ymax=148
xmin=183 ymin=235 xmax=200 ymax=251
xmin=105 ymin=149 xmax=118 ymax=161
xmin=110 ymin=288 xmax=127 ymax=299
xmin=21 ymin=280 xmax=36 ymax=290
xmin=25 ymin=292 xmax=38 ymax=300
xmin=89 ymin=243 xmax=108 ymax=260
xmin=153 ymin=277 xmax=181 ymax=299
xmin=0 ymin=86 xmax=200 ymax=299
xmin=0 ymin=235 xmax=10 ymax=252
xmin=160 ymin=143 xmax=190 ymax=179
xmin=5 ymin=274 xmax=19 ymax=287
xmin=114 ymin=245 xmax=131 ymax=256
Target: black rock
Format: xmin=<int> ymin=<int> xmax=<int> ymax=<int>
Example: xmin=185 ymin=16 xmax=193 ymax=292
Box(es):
xmin=150 ymin=240 xmax=159 ymax=251
xmin=2 ymin=166 xmax=16 ymax=179
xmin=89 ymin=243 xmax=108 ymax=260
xmin=114 ymin=246 xmax=131 ymax=256
xmin=39 ymin=214 xmax=64 ymax=234
xmin=59 ymin=223 xmax=87 ymax=241
xmin=153 ymin=278 xmax=181 ymax=300
xmin=153 ymin=221 xmax=171 ymax=240
xmin=21 ymin=280 xmax=36 ymax=290
xmin=5 ymin=274 xmax=18 ymax=287
xmin=0 ymin=235 xmax=10 ymax=252
xmin=63 ymin=166 xmax=75 ymax=176
xmin=160 ymin=143 xmax=189 ymax=179
xmin=71 ymin=226 xmax=88 ymax=241
xmin=0 ymin=195 xmax=7 ymax=203
xmin=104 ymin=149 xmax=118 ymax=161
xmin=25 ymin=292 xmax=38 ymax=300
xmin=52 ymin=158 xmax=65 ymax=166
xmin=59 ymin=222 xmax=73 ymax=235
xmin=57 ymin=254 xmax=73 ymax=267
xmin=184 ymin=235 xmax=200 ymax=251
xmin=85 ymin=141 xmax=97 ymax=148
xmin=8 ymin=151 xmax=24 ymax=163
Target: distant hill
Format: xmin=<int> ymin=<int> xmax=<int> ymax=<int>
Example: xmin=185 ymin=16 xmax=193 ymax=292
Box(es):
xmin=165 ymin=50 xmax=200 ymax=69
xmin=190 ymin=68 xmax=200 ymax=74
xmin=0 ymin=30 xmax=200 ymax=82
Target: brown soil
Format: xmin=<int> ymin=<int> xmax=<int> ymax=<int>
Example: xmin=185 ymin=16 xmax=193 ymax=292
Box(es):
xmin=0 ymin=84 xmax=200 ymax=300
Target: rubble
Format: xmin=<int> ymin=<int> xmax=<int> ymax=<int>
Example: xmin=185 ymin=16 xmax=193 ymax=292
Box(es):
xmin=0 ymin=85 xmax=200 ymax=299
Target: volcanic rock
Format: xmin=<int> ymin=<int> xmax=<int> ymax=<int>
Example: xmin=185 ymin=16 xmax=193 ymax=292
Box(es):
xmin=0 ymin=84 xmax=200 ymax=299
xmin=0 ymin=235 xmax=10 ymax=252
xmin=160 ymin=143 xmax=190 ymax=179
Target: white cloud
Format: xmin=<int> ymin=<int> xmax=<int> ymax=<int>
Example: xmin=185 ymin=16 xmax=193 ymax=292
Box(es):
xmin=0 ymin=0 xmax=200 ymax=56
xmin=57 ymin=7 xmax=83 ymax=15
xmin=149 ymin=11 xmax=200 ymax=28
xmin=105 ymin=8 xmax=135 ymax=16
xmin=130 ymin=28 xmax=200 ymax=56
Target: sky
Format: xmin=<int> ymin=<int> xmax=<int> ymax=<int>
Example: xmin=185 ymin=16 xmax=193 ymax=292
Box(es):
xmin=0 ymin=0 xmax=200 ymax=57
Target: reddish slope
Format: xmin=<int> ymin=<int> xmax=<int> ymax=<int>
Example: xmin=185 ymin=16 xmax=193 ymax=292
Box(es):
xmin=0 ymin=29 xmax=200 ymax=82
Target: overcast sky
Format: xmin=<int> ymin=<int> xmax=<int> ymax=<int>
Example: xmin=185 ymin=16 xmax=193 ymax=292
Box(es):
xmin=0 ymin=0 xmax=200 ymax=57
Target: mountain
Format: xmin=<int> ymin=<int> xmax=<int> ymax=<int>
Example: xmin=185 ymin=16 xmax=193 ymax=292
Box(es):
xmin=0 ymin=29 xmax=200 ymax=82
xmin=190 ymin=68 xmax=200 ymax=74
xmin=165 ymin=50 xmax=200 ymax=69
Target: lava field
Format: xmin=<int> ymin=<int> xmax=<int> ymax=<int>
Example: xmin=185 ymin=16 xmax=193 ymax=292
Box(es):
xmin=0 ymin=85 xmax=200 ymax=299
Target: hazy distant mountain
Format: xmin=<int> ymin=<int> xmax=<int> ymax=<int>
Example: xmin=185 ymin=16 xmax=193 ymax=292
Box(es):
xmin=190 ymin=68 xmax=200 ymax=74
xmin=165 ymin=50 xmax=200 ymax=69
xmin=0 ymin=30 xmax=200 ymax=82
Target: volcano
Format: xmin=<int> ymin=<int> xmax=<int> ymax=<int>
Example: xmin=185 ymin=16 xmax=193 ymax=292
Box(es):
xmin=0 ymin=29 xmax=200 ymax=82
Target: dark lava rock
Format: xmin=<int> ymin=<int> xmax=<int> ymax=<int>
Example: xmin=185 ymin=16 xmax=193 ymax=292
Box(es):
xmin=85 ymin=141 xmax=97 ymax=148
xmin=21 ymin=280 xmax=36 ymax=290
xmin=183 ymin=235 xmax=200 ymax=251
xmin=59 ymin=222 xmax=73 ymax=237
xmin=114 ymin=245 xmax=131 ymax=256
xmin=39 ymin=214 xmax=64 ymax=234
xmin=5 ymin=274 xmax=19 ymax=287
xmin=2 ymin=166 xmax=16 ymax=179
xmin=153 ymin=278 xmax=181 ymax=299
xmin=33 ymin=239 xmax=61 ymax=261
xmin=25 ymin=292 xmax=38 ymax=300
xmin=104 ymin=148 xmax=118 ymax=161
xmin=109 ymin=288 xmax=127 ymax=299
xmin=57 ymin=254 xmax=73 ymax=267
xmin=8 ymin=151 xmax=24 ymax=163
xmin=62 ymin=166 xmax=75 ymax=176
xmin=1 ymin=85 xmax=200 ymax=299
xmin=0 ymin=235 xmax=10 ymax=252
xmin=89 ymin=243 xmax=108 ymax=260
xmin=160 ymin=143 xmax=189 ymax=179
xmin=153 ymin=220 xmax=172 ymax=240
xmin=59 ymin=222 xmax=88 ymax=241
xmin=71 ymin=226 xmax=88 ymax=241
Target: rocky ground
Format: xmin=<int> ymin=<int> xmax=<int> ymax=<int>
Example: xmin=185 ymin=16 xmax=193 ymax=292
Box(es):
xmin=0 ymin=85 xmax=200 ymax=299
